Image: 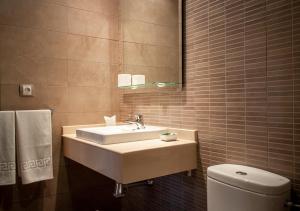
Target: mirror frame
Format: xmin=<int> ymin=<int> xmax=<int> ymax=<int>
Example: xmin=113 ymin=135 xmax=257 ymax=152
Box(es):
xmin=178 ymin=0 xmax=183 ymax=90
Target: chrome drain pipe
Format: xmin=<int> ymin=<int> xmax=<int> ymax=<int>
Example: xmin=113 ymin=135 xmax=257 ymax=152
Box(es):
xmin=113 ymin=180 xmax=155 ymax=198
xmin=113 ymin=183 xmax=125 ymax=198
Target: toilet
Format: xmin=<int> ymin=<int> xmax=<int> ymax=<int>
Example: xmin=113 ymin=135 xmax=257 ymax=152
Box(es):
xmin=207 ymin=164 xmax=291 ymax=211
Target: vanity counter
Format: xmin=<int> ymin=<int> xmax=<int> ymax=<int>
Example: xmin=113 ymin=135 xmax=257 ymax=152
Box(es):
xmin=62 ymin=124 xmax=197 ymax=184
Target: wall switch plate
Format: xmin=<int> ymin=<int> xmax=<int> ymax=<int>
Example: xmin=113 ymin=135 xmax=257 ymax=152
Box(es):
xmin=19 ymin=84 xmax=34 ymax=97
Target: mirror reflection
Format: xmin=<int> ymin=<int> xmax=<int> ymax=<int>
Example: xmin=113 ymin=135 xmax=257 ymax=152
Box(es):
xmin=119 ymin=0 xmax=182 ymax=90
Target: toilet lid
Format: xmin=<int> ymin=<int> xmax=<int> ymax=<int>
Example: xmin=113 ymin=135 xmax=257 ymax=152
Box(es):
xmin=207 ymin=164 xmax=291 ymax=195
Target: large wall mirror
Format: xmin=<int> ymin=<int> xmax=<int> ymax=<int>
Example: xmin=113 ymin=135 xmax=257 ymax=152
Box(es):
xmin=119 ymin=0 xmax=182 ymax=91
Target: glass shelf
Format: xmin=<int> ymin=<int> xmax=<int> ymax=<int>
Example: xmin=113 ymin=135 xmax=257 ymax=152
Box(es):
xmin=118 ymin=82 xmax=180 ymax=90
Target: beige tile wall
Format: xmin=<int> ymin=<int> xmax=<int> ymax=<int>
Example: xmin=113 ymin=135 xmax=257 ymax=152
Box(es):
xmin=120 ymin=0 xmax=300 ymax=210
xmin=0 ymin=0 xmax=120 ymax=210
xmin=1 ymin=0 xmax=299 ymax=211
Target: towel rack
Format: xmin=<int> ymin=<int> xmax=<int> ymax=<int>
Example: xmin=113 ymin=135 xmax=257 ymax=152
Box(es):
xmin=19 ymin=108 xmax=54 ymax=115
xmin=34 ymin=108 xmax=54 ymax=114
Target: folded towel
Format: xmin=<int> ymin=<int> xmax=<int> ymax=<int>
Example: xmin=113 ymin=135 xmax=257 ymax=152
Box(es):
xmin=104 ymin=115 xmax=116 ymax=126
xmin=16 ymin=110 xmax=53 ymax=184
xmin=0 ymin=111 xmax=16 ymax=185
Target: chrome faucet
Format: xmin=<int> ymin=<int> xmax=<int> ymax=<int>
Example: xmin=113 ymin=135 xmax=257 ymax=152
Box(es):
xmin=126 ymin=114 xmax=145 ymax=129
xmin=135 ymin=114 xmax=144 ymax=128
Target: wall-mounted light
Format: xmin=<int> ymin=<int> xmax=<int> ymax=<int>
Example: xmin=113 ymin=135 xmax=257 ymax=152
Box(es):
xmin=117 ymin=74 xmax=145 ymax=88
xmin=117 ymin=74 xmax=132 ymax=87
xmin=131 ymin=75 xmax=145 ymax=86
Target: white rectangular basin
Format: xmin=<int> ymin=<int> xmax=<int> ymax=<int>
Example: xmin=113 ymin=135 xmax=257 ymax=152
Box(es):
xmin=76 ymin=125 xmax=167 ymax=144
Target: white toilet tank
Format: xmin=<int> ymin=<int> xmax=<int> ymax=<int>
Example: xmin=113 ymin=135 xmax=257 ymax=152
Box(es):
xmin=207 ymin=164 xmax=291 ymax=211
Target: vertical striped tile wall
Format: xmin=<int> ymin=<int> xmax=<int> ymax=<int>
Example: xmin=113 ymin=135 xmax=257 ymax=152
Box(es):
xmin=120 ymin=0 xmax=300 ymax=210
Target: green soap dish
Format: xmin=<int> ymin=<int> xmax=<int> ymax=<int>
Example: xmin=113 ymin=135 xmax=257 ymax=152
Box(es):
xmin=160 ymin=132 xmax=177 ymax=142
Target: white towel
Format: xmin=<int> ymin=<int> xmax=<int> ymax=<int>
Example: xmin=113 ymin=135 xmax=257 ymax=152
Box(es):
xmin=16 ymin=110 xmax=53 ymax=184
xmin=104 ymin=115 xmax=116 ymax=126
xmin=0 ymin=111 xmax=16 ymax=185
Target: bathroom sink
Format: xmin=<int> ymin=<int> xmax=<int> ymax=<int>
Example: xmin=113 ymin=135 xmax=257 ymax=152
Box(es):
xmin=63 ymin=124 xmax=198 ymax=186
xmin=76 ymin=125 xmax=167 ymax=145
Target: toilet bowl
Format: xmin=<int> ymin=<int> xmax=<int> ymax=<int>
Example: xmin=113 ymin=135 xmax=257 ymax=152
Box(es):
xmin=207 ymin=164 xmax=291 ymax=211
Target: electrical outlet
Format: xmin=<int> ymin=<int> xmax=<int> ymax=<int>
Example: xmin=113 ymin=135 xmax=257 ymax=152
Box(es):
xmin=19 ymin=84 xmax=34 ymax=97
